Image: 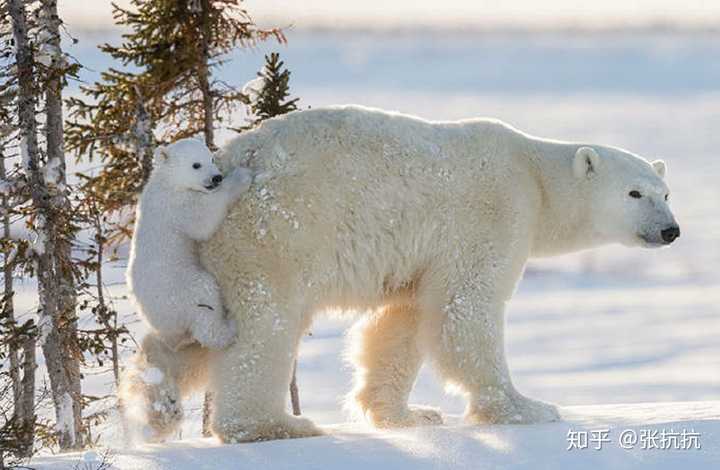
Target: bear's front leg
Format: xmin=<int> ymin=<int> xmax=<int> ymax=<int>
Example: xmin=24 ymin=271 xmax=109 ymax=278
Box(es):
xmin=208 ymin=283 xmax=323 ymax=443
xmin=429 ymin=287 xmax=560 ymax=425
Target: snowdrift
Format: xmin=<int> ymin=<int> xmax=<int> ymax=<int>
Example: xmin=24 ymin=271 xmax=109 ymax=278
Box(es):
xmin=34 ymin=401 xmax=720 ymax=470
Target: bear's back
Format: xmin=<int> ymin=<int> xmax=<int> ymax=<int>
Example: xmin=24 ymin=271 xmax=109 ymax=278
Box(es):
xmin=205 ymin=106 xmax=538 ymax=304
xmin=218 ymin=105 xmax=524 ymax=179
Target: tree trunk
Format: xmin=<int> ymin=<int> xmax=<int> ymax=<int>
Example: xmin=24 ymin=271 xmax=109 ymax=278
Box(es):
xmin=90 ymin=205 xmax=128 ymax=442
xmin=290 ymin=360 xmax=301 ymax=416
xmin=1 ymin=131 xmax=31 ymax=458
xmin=0 ymin=142 xmax=20 ymax=414
xmin=39 ymin=0 xmax=83 ymax=451
xmin=132 ymin=86 xmax=154 ymax=188
xmin=198 ymin=0 xmax=216 ymax=435
xmin=9 ymin=0 xmax=83 ymax=451
xmin=201 ymin=391 xmax=213 ymax=437
xmin=38 ymin=0 xmax=83 ymax=451
xmin=7 ymin=0 xmax=39 ymax=456
xmin=197 ymin=0 xmax=215 ymax=150
xmin=17 ymin=332 xmax=36 ymax=457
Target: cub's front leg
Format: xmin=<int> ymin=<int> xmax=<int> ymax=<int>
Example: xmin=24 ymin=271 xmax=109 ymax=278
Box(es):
xmin=187 ymin=167 xmax=252 ymax=241
xmin=222 ymin=166 xmax=252 ymax=201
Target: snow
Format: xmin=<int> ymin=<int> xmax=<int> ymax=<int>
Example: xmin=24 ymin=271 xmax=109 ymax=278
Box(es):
xmin=141 ymin=367 xmax=164 ymax=385
xmin=31 ymin=402 xmax=720 ymax=469
xmin=70 ymin=451 xmax=109 ymax=470
xmin=32 ymin=213 xmax=47 ymax=255
xmin=19 ymin=134 xmax=30 ymax=172
xmin=0 ymin=178 xmax=13 ymax=195
xmin=24 ymin=28 xmax=720 ymax=468
xmin=37 ymin=314 xmax=53 ymax=348
xmin=242 ymin=75 xmax=267 ymax=120
xmin=36 ymin=7 xmax=63 ymax=69
xmin=242 ymin=76 xmax=266 ymax=101
xmin=56 ymin=392 xmax=77 ymax=447
xmin=43 ymin=157 xmax=62 ymax=186
xmin=131 ymin=112 xmax=151 ymax=139
xmin=8 ymin=217 xmax=31 ymax=241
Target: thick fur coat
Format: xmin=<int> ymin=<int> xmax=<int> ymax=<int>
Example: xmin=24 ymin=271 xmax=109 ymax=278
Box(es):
xmin=127 ymin=139 xmax=251 ymax=351
xmin=124 ymin=106 xmax=679 ymax=443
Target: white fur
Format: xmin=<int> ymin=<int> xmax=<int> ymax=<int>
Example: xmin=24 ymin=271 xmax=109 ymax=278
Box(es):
xmin=125 ymin=106 xmax=679 ymax=442
xmin=126 ymin=138 xmax=251 ymax=351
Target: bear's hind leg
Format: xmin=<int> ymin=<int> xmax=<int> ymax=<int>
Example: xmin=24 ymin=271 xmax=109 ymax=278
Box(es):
xmin=349 ymin=304 xmax=442 ymax=428
xmin=209 ymin=292 xmax=322 ymax=443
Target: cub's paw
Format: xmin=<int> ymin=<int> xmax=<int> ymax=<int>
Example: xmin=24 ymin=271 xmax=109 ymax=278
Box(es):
xmin=121 ymin=365 xmax=183 ymax=443
xmin=214 ymin=415 xmax=324 ymax=443
xmin=192 ymin=313 xmax=238 ymax=350
xmin=142 ymin=394 xmax=184 ymax=443
xmin=227 ymin=167 xmax=252 ymax=195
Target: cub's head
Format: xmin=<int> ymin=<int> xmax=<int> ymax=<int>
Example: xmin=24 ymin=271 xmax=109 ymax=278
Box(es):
xmin=153 ymin=138 xmax=224 ymax=193
xmin=573 ymin=145 xmax=679 ymax=248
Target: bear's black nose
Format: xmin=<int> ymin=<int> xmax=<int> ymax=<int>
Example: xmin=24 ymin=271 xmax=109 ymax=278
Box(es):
xmin=211 ymin=174 xmax=223 ymax=185
xmin=661 ymin=225 xmax=680 ymax=244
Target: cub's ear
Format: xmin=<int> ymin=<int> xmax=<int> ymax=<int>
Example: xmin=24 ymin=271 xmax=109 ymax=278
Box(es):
xmin=651 ymin=159 xmax=666 ymax=179
xmin=573 ymin=146 xmax=600 ymax=179
xmin=153 ymin=146 xmax=169 ymax=165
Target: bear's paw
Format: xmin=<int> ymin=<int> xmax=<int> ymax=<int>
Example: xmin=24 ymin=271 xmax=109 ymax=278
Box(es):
xmin=466 ymin=390 xmax=560 ymax=425
xmin=214 ymin=415 xmax=324 ymax=443
xmin=368 ymin=405 xmax=444 ymax=428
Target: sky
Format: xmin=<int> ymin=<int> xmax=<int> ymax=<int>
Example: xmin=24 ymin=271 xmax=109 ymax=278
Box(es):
xmin=59 ymin=0 xmax=720 ymax=31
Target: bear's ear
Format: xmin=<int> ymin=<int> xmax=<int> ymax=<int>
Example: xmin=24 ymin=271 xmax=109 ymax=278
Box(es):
xmin=573 ymin=146 xmax=600 ymax=179
xmin=651 ymin=159 xmax=666 ymax=179
xmin=153 ymin=146 xmax=169 ymax=165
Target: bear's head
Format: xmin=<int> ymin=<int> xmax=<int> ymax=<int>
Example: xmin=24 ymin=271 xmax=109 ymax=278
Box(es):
xmin=152 ymin=138 xmax=224 ymax=193
xmin=573 ymin=145 xmax=679 ymax=248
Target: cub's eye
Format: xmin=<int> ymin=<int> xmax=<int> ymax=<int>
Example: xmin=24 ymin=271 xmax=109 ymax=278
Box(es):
xmin=192 ymin=163 xmax=202 ymax=169
xmin=629 ymin=190 xmax=642 ymax=199
xmin=665 ymin=193 xmax=669 ymax=201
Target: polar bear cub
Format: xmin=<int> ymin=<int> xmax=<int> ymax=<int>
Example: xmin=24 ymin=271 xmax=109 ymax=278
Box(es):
xmin=127 ymin=138 xmax=251 ymax=350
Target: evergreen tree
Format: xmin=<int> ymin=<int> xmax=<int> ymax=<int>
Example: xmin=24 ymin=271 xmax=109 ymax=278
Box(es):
xmin=65 ymin=0 xmax=290 ymax=441
xmin=7 ymin=0 xmax=84 ymax=452
xmin=0 ymin=293 xmax=37 ymax=465
xmin=66 ymin=0 xmax=286 ymax=241
xmin=242 ymin=52 xmax=300 ymax=129
xmin=36 ymin=0 xmax=84 ymax=452
xmin=0 ymin=14 xmax=37 ymax=452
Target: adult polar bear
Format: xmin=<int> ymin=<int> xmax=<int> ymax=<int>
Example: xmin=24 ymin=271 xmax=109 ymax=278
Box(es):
xmin=159 ymin=105 xmax=679 ymax=442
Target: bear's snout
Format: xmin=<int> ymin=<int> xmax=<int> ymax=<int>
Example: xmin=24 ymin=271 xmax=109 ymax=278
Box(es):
xmin=660 ymin=225 xmax=680 ymax=244
xmin=204 ymin=174 xmax=223 ymax=190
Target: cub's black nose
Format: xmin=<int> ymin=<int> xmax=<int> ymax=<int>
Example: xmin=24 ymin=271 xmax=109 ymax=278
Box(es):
xmin=661 ymin=225 xmax=680 ymax=244
xmin=211 ymin=174 xmax=223 ymax=185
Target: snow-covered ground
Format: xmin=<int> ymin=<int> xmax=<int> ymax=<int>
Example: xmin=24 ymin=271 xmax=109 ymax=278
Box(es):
xmin=22 ymin=29 xmax=720 ymax=468
xmin=31 ymin=402 xmax=720 ymax=469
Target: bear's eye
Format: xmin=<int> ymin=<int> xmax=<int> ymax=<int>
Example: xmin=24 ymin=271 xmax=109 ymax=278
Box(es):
xmin=629 ymin=190 xmax=642 ymax=199
xmin=665 ymin=193 xmax=669 ymax=201
xmin=192 ymin=163 xmax=202 ymax=169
